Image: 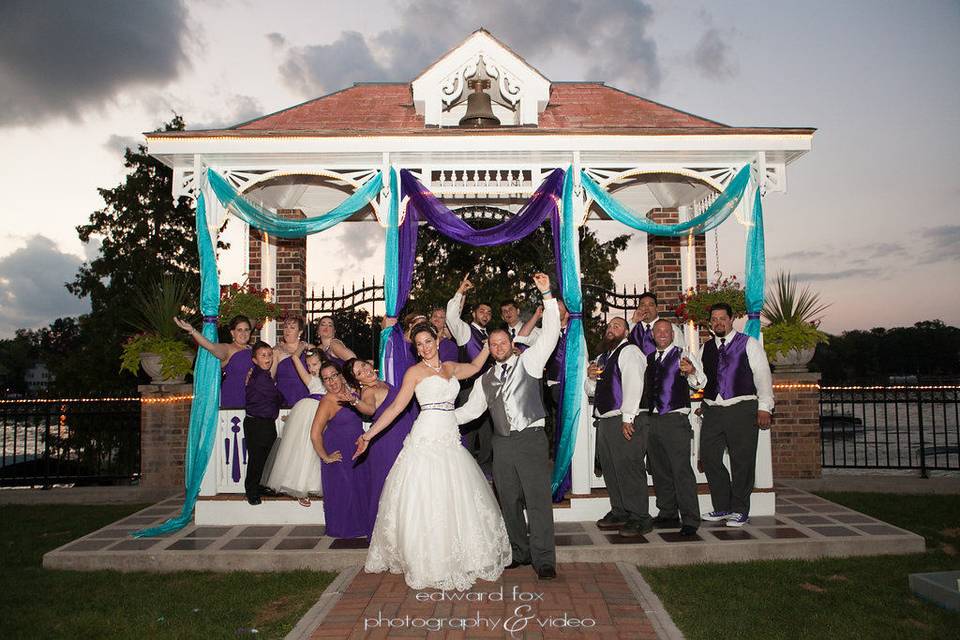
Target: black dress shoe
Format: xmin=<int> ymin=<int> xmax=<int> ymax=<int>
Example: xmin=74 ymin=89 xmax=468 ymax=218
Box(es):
xmin=596 ymin=512 xmax=628 ymax=530
xmin=679 ymin=525 xmax=699 ymax=536
xmin=536 ymin=565 xmax=557 ymax=580
xmin=618 ymin=519 xmax=654 ymax=537
xmin=259 ymin=486 xmax=278 ymax=497
xmin=652 ymin=516 xmax=681 ymax=529
xmin=506 ymin=560 xmax=531 ymax=569
xmin=246 ymin=495 xmax=262 ymax=506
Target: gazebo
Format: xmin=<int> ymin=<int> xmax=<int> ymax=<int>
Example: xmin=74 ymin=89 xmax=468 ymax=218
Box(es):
xmin=145 ymin=30 xmax=814 ymax=527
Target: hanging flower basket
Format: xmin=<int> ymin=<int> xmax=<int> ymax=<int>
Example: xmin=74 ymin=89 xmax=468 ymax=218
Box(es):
xmin=219 ymin=281 xmax=281 ymax=328
xmin=674 ymin=275 xmax=746 ymax=326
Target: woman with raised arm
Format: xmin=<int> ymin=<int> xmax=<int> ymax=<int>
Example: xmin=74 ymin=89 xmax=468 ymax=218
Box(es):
xmin=342 ymin=357 xmax=418 ymax=536
xmin=261 ymin=347 xmax=332 ymax=507
xmin=309 ymin=362 xmax=370 ymax=538
xmin=174 ymin=315 xmax=253 ymax=409
xmin=353 ymin=323 xmax=510 ymax=591
xmin=315 ymin=315 xmax=358 ymax=368
xmin=273 ymin=315 xmax=315 ymax=407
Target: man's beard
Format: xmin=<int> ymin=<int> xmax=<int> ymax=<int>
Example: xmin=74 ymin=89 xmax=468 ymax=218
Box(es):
xmin=598 ymin=334 xmax=622 ymax=353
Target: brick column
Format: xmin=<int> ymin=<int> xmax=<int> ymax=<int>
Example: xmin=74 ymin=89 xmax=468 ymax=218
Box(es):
xmin=247 ymin=209 xmax=307 ymax=318
xmin=646 ymin=209 xmax=708 ymax=318
xmin=770 ymin=372 xmax=822 ymax=479
xmin=138 ymin=384 xmax=192 ymax=492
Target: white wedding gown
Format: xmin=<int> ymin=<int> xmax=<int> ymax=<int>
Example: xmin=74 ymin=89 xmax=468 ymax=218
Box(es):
xmin=365 ymin=375 xmax=511 ymax=591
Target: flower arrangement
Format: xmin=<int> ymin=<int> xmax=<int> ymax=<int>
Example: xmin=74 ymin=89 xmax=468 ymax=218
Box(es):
xmin=219 ymin=281 xmax=280 ymax=328
xmin=761 ymin=271 xmax=830 ymax=363
xmin=674 ymin=275 xmax=746 ymax=325
xmin=121 ymin=333 xmax=194 ymax=379
xmin=761 ymin=322 xmax=830 ymax=361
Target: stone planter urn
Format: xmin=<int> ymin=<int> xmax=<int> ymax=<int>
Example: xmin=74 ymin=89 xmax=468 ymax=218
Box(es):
xmin=140 ymin=349 xmax=196 ymax=384
xmin=771 ymin=347 xmax=815 ymax=373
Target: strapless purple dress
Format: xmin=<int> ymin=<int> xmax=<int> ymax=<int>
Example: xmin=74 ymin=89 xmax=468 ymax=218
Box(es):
xmin=220 ymin=349 xmax=253 ymax=409
xmin=365 ymin=383 xmax=417 ymax=536
xmin=321 ymin=406 xmax=371 ymax=538
xmin=276 ymin=353 xmax=309 ymax=408
xmin=438 ymin=338 xmax=460 ymax=364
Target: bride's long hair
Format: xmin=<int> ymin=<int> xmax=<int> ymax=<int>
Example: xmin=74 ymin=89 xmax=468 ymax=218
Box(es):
xmin=409 ymin=323 xmax=438 ymax=361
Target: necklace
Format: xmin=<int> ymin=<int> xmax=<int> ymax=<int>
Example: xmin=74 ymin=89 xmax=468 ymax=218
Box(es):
xmin=423 ymin=359 xmax=442 ymax=373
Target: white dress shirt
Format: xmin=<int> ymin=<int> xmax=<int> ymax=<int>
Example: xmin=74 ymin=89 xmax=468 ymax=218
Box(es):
xmin=454 ymin=298 xmax=561 ymax=432
xmin=648 ymin=345 xmax=705 ymax=415
xmin=511 ymin=320 xmax=542 ymax=346
xmin=699 ymin=330 xmax=775 ymax=413
xmin=584 ymin=338 xmax=646 ymax=424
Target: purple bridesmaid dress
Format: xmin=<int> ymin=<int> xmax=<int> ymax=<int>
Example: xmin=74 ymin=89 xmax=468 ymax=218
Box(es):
xmin=276 ymin=352 xmax=309 ymax=408
xmin=365 ymin=383 xmax=417 ymax=536
xmin=220 ymin=349 xmax=253 ymax=409
xmin=321 ymin=406 xmax=371 ymax=538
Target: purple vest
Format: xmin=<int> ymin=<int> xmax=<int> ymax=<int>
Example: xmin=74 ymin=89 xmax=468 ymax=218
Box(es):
xmin=702 ymin=332 xmax=757 ymax=400
xmin=437 ymin=338 xmax=460 ymax=363
xmin=276 ymin=353 xmax=309 ymax=408
xmin=220 ymin=349 xmax=253 ymax=409
xmin=460 ymin=324 xmax=492 ymax=376
xmin=645 ymin=348 xmax=691 ymax=414
xmin=628 ymin=321 xmax=657 ymax=356
xmin=594 ymin=341 xmax=629 ymax=415
xmin=545 ymin=327 xmax=567 ymax=383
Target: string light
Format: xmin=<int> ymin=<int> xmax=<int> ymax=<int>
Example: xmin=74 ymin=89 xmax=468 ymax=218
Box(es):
xmin=0 ymin=395 xmax=194 ymax=405
xmin=820 ymin=385 xmax=960 ymax=391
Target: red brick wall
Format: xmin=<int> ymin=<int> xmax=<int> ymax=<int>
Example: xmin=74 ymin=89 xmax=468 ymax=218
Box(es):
xmin=770 ymin=372 xmax=822 ymax=479
xmin=646 ymin=209 xmax=707 ymax=318
xmin=138 ymin=384 xmax=193 ymax=491
xmin=247 ymin=209 xmax=307 ymax=319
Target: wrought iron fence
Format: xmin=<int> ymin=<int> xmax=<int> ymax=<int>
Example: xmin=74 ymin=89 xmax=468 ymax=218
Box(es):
xmin=820 ymin=385 xmax=960 ymax=475
xmin=0 ymin=396 xmax=141 ymax=487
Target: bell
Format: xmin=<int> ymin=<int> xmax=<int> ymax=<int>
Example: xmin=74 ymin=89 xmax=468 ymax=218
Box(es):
xmin=459 ymin=79 xmax=500 ymax=128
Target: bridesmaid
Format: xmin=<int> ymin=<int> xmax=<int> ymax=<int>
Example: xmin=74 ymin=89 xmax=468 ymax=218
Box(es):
xmin=316 ymin=315 xmax=357 ymax=368
xmin=429 ymin=307 xmax=460 ymax=363
xmin=311 ymin=362 xmax=370 ymax=539
xmin=174 ymin=315 xmax=253 ymax=408
xmin=343 ymin=357 xmax=417 ymax=536
xmin=273 ymin=315 xmax=314 ymax=407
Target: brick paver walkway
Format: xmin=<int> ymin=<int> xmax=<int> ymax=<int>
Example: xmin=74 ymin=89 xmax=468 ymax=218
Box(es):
xmin=306 ymin=562 xmax=666 ymax=639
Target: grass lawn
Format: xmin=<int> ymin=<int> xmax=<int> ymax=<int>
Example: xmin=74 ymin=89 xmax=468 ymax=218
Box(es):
xmin=0 ymin=504 xmax=336 ymax=640
xmin=642 ymin=493 xmax=960 ymax=640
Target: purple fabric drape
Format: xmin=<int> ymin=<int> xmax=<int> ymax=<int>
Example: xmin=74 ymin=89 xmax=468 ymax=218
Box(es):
xmin=400 ymin=169 xmax=564 ymax=246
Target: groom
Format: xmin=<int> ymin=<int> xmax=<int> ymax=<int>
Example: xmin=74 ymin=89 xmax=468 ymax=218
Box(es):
xmin=455 ymin=272 xmax=560 ymax=580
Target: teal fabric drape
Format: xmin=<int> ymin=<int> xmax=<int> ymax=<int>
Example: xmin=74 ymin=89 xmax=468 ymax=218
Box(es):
xmin=379 ymin=167 xmax=401 ymax=382
xmin=743 ymin=186 xmax=765 ymax=337
xmin=134 ymin=193 xmax=221 ymax=537
xmin=551 ymin=168 xmax=586 ymax=495
xmin=207 ymin=169 xmax=382 ymax=238
xmin=582 ymin=164 xmax=765 ymax=339
xmin=580 ymin=165 xmax=751 ymax=236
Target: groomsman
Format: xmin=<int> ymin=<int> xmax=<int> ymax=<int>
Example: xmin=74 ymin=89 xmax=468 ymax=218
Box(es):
xmin=699 ymin=303 xmax=774 ymax=527
xmin=456 ymin=273 xmax=560 ymax=580
xmin=428 ymin=306 xmax=460 ymax=362
xmin=446 ymin=275 xmax=495 ymax=474
xmin=644 ymin=319 xmax=706 ymax=536
xmin=629 ymin=292 xmax=684 ymax=355
xmin=585 ymin=317 xmax=651 ymax=537
xmin=501 ymin=298 xmax=541 ymax=346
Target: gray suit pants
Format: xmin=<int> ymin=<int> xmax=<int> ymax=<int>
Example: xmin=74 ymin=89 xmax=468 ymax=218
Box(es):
xmin=647 ymin=411 xmax=701 ymax=527
xmin=594 ymin=414 xmax=650 ymax=524
xmin=700 ymin=400 xmax=760 ymax=515
xmin=492 ymin=427 xmax=556 ymax=570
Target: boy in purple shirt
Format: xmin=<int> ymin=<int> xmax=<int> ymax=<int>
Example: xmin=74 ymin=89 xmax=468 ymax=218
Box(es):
xmin=244 ymin=341 xmax=282 ymax=505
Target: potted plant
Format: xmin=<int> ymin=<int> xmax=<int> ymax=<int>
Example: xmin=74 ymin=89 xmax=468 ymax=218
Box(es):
xmin=120 ymin=274 xmax=197 ymax=383
xmin=675 ymin=274 xmax=747 ymax=327
xmin=218 ymin=280 xmax=280 ymax=328
xmin=761 ymin=271 xmax=830 ymax=371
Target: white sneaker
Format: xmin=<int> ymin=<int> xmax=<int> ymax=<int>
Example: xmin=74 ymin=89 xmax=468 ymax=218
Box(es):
xmin=702 ymin=510 xmax=732 ymax=522
xmin=725 ymin=513 xmax=749 ymax=527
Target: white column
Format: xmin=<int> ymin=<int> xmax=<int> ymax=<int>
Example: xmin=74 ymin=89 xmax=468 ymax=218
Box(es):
xmin=679 ymin=205 xmax=698 ymax=352
xmin=261 ymin=233 xmax=277 ymax=344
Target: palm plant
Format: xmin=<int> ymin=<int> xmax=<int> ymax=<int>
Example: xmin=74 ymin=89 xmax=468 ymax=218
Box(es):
xmin=762 ymin=271 xmax=830 ymax=326
xmin=121 ymin=274 xmax=197 ymax=380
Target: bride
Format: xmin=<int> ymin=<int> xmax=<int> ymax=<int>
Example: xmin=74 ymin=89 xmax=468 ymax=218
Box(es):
xmin=353 ymin=323 xmax=511 ymax=591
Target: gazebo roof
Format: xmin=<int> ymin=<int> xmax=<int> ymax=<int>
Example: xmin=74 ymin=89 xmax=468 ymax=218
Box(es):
xmin=147 ymin=82 xmax=812 ymax=139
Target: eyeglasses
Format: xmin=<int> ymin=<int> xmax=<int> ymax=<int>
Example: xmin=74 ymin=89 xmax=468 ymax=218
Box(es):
xmin=321 ymin=374 xmax=340 ymax=382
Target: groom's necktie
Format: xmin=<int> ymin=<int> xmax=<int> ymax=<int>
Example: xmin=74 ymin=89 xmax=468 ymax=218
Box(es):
xmin=500 ymin=363 xmax=511 ymax=381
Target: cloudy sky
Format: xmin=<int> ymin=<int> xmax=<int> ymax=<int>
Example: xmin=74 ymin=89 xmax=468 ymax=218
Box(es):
xmin=0 ymin=0 xmax=957 ymax=337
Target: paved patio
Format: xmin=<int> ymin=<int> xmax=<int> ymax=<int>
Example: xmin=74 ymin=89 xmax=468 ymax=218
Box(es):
xmin=42 ymin=485 xmax=924 ymax=573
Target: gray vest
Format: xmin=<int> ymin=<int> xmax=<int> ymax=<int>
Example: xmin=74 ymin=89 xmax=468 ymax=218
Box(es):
xmin=480 ymin=360 xmax=546 ymax=436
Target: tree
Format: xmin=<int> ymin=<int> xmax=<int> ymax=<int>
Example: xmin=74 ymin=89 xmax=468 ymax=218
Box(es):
xmin=62 ymin=115 xmax=201 ymax=391
xmin=409 ymin=216 xmax=630 ymax=349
